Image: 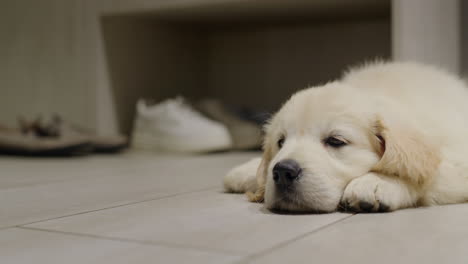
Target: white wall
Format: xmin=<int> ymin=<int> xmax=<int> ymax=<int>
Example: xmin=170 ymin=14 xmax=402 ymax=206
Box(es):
xmin=461 ymin=0 xmax=468 ymax=77
xmin=392 ymin=0 xmax=460 ymax=74
xmin=0 ymin=0 xmax=97 ymax=129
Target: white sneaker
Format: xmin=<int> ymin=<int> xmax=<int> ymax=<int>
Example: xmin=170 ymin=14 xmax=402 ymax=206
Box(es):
xmin=131 ymin=97 xmax=232 ymax=153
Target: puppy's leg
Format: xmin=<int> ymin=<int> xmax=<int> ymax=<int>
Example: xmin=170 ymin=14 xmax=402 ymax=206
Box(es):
xmin=340 ymin=172 xmax=420 ymax=212
xmin=423 ymin=159 xmax=468 ymax=206
xmin=224 ymin=157 xmax=261 ymax=194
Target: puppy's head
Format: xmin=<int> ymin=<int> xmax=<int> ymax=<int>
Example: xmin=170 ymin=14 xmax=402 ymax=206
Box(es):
xmin=257 ymin=82 xmax=439 ymax=213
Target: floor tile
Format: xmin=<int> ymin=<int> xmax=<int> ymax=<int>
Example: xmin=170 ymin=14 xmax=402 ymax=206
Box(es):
xmin=27 ymin=189 xmax=348 ymax=255
xmin=0 ymin=228 xmax=239 ymax=264
xmin=0 ymin=152 xmax=257 ymax=228
xmin=249 ymin=204 xmax=468 ymax=264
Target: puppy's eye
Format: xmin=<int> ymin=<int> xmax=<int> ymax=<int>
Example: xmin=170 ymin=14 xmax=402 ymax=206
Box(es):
xmin=325 ymin=136 xmax=347 ymax=148
xmin=277 ymin=136 xmax=285 ymax=149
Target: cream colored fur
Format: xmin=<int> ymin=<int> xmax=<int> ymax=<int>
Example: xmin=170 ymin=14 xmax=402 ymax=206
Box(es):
xmin=224 ymin=61 xmax=468 ymax=213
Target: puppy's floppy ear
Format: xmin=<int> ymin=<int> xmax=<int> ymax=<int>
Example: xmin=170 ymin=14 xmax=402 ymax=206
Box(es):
xmin=371 ymin=117 xmax=441 ymax=186
xmin=246 ymin=134 xmax=273 ymax=203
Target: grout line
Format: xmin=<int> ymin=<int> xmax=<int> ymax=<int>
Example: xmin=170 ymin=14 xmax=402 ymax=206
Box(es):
xmin=235 ymin=214 xmax=356 ymax=263
xmin=13 ymin=186 xmax=219 ymax=228
xmin=18 ymin=226 xmax=242 ymax=256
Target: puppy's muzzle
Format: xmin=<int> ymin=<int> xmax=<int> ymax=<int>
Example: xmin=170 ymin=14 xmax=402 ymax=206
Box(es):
xmin=273 ymin=159 xmax=302 ymax=188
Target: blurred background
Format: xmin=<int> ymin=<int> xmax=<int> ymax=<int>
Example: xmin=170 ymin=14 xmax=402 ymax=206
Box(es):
xmin=0 ymin=0 xmax=464 ymax=155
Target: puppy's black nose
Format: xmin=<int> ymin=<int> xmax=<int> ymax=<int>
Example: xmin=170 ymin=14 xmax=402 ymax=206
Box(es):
xmin=273 ymin=159 xmax=302 ymax=185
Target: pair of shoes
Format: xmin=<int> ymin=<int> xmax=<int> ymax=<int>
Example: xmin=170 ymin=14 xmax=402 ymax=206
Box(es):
xmin=131 ymin=97 xmax=263 ymax=153
xmin=0 ymin=122 xmax=91 ymax=156
xmin=132 ymin=97 xmax=232 ymax=153
xmin=0 ymin=116 xmax=127 ymax=156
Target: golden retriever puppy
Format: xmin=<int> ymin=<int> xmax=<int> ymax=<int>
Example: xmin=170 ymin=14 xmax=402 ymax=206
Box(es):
xmin=224 ymin=62 xmax=468 ymax=213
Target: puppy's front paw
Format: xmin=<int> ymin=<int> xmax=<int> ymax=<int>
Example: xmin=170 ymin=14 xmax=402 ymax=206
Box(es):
xmin=340 ymin=173 xmax=417 ymax=213
xmin=224 ymin=157 xmax=261 ymax=193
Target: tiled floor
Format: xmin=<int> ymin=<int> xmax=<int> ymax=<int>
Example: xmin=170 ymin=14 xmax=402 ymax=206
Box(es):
xmin=2 ymin=151 xmax=468 ymax=263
